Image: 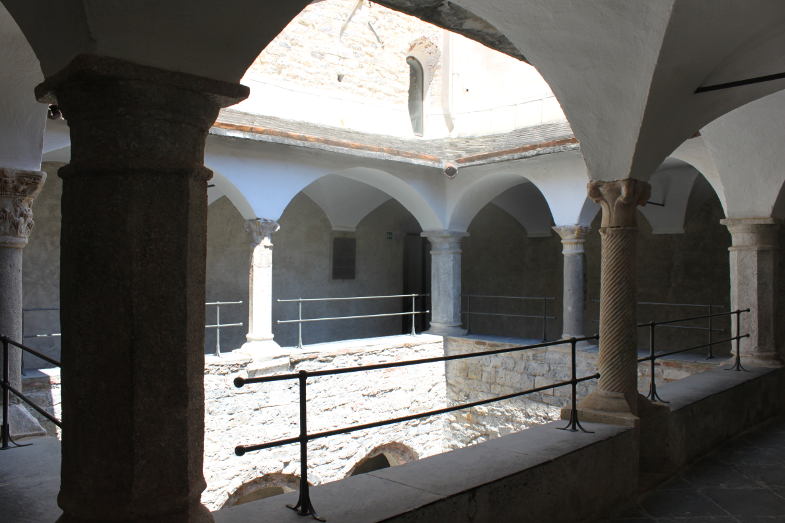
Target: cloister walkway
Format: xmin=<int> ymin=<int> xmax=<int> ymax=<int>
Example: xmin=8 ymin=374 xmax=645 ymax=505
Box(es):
xmin=603 ymin=416 xmax=785 ymax=522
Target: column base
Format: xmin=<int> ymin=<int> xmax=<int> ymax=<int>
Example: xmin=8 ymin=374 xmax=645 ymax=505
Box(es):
xmin=6 ymin=403 xmax=47 ymax=439
xmin=571 ymin=390 xmax=652 ymax=427
xmin=236 ymin=339 xmax=287 ymax=361
xmin=728 ymin=352 xmax=784 ymax=368
xmin=426 ymin=323 xmax=468 ymax=337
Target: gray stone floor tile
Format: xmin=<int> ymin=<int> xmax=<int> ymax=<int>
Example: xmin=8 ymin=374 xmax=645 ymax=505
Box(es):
xmin=640 ymin=490 xmax=728 ymax=518
xmin=704 ymin=488 xmax=785 ymax=518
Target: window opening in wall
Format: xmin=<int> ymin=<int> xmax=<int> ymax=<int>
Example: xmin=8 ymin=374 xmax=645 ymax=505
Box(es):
xmin=350 ymin=453 xmax=391 ymax=475
xmin=407 ymin=56 xmax=424 ymax=136
xmin=332 ymin=237 xmax=356 ymax=279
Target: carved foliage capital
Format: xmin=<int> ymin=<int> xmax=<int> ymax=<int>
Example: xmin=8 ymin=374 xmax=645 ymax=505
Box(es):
xmin=588 ymin=179 xmax=650 ymax=228
xmin=552 ymin=225 xmax=590 ymax=254
xmin=0 ymin=168 xmax=47 ymax=247
xmin=245 ymin=219 xmax=280 ymax=247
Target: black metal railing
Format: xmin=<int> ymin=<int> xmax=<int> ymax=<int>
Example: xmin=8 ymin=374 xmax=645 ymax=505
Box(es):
xmin=277 ymin=294 xmax=429 ymax=349
xmin=638 ymin=308 xmax=749 ymax=402
xmin=462 ymin=294 xmax=557 ymax=341
xmin=233 ymin=334 xmax=599 ymax=520
xmin=1 ymin=335 xmax=62 ymax=450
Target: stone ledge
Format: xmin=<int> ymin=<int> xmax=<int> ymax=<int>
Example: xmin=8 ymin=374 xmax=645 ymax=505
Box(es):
xmin=213 ymin=422 xmax=636 ymax=523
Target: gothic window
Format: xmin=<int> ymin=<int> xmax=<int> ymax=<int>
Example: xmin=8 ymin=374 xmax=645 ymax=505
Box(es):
xmin=407 ymin=56 xmax=425 ymax=136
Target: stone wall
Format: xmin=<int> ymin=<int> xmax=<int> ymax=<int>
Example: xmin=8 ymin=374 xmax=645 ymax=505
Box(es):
xmin=203 ymin=335 xmax=447 ymax=510
xmin=443 ymin=336 xmax=718 ymax=449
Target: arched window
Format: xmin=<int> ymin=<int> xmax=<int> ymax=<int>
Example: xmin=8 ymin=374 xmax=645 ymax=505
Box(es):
xmin=407 ymin=56 xmax=425 ymax=136
xmin=346 ymin=442 xmax=419 ymax=477
xmin=221 ymin=473 xmax=301 ymax=508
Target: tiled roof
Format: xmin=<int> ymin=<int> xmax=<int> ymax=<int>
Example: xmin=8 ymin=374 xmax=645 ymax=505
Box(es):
xmin=212 ymin=109 xmax=578 ymax=168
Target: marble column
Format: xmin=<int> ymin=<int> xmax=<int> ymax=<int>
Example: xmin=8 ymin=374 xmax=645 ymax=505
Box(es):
xmin=552 ymin=225 xmax=590 ymax=340
xmin=36 ymin=55 xmax=247 ymax=522
xmin=423 ymin=231 xmax=467 ymax=337
xmin=0 ymin=167 xmax=47 ymax=438
xmin=579 ymin=179 xmax=650 ymax=421
xmin=239 ymin=218 xmax=282 ymax=356
xmin=721 ymin=218 xmax=782 ymax=367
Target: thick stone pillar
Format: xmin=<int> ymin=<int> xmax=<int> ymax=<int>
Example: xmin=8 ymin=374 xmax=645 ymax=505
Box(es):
xmin=721 ymin=218 xmax=782 ymax=367
xmin=36 ymin=55 xmax=247 ymax=522
xmin=552 ymin=225 xmax=589 ymax=339
xmin=0 ymin=168 xmax=47 ymax=438
xmin=423 ymin=231 xmax=467 ymax=337
xmin=239 ymin=218 xmax=282 ymax=356
xmin=579 ymin=179 xmax=650 ymax=421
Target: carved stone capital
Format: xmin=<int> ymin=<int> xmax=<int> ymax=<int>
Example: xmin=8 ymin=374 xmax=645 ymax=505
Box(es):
xmin=587 ymin=179 xmax=650 ymax=228
xmin=0 ymin=168 xmax=47 ymax=248
xmin=720 ymin=217 xmax=779 ymax=251
xmin=422 ymin=230 xmax=468 ymax=254
xmin=245 ymin=219 xmax=280 ymax=247
xmin=552 ymin=225 xmax=590 ymax=255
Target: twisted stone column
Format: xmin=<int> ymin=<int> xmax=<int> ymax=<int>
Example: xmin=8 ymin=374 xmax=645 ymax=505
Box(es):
xmin=580 ymin=179 xmax=650 ymax=420
xmin=239 ymin=219 xmax=282 ymax=357
xmin=423 ymin=231 xmax=468 ymax=337
xmin=721 ymin=218 xmax=782 ymax=367
xmin=0 ymin=167 xmax=47 ymax=438
xmin=36 ymin=55 xmax=247 ymax=522
xmin=552 ymin=225 xmax=589 ymax=340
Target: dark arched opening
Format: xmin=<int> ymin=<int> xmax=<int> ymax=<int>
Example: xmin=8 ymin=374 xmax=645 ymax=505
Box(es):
xmin=407 ymin=56 xmax=424 ymax=136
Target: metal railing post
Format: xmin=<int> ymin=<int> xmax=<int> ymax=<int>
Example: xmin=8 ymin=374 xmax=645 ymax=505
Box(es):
xmin=559 ymin=337 xmax=591 ymax=432
xmin=410 ymin=295 xmax=416 ymax=336
xmin=286 ymin=370 xmax=323 ymax=521
xmin=542 ymin=298 xmax=548 ymax=342
xmin=646 ymin=322 xmax=666 ymax=402
xmin=2 ymin=337 xmax=10 ymax=449
xmin=706 ymin=304 xmax=714 ymax=359
xmin=297 ymin=299 xmax=303 ymax=349
xmin=727 ymin=309 xmax=747 ymax=372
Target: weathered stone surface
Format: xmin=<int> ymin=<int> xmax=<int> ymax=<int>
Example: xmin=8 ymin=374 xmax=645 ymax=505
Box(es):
xmin=36 ymin=54 xmax=247 ymax=522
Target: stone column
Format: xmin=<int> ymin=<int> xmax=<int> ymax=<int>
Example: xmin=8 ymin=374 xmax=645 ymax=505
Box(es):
xmin=721 ymin=218 xmax=782 ymax=367
xmin=579 ymin=179 xmax=650 ymax=421
xmin=239 ymin=218 xmax=282 ymax=356
xmin=423 ymin=231 xmax=467 ymax=337
xmin=552 ymin=225 xmax=589 ymax=340
xmin=0 ymin=168 xmax=47 ymax=438
xmin=36 ymin=55 xmax=247 ymax=522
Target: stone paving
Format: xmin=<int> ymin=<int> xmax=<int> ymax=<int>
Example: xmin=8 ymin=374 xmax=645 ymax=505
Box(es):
xmin=602 ymin=416 xmax=785 ymax=522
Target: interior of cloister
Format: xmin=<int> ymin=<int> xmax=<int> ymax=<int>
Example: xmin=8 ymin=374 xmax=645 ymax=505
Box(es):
xmin=3 ymin=1 xmax=785 ymax=522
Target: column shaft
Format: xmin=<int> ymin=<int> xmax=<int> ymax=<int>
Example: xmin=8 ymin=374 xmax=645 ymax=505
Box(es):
xmin=423 ymin=231 xmax=467 ymax=337
xmin=0 ymin=167 xmax=46 ymax=438
xmin=580 ymin=179 xmax=650 ymax=419
xmin=553 ymin=225 xmax=589 ymax=339
xmin=240 ymin=219 xmax=281 ymax=356
xmin=721 ymin=218 xmax=781 ymax=366
xmin=37 ymin=55 xmax=247 ymax=522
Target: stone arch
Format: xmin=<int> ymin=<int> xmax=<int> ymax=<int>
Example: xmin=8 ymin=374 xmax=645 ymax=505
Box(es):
xmin=346 ymin=442 xmax=419 ymax=477
xmin=220 ymin=473 xmax=302 ymax=509
xmin=448 ymin=172 xmax=553 ymax=235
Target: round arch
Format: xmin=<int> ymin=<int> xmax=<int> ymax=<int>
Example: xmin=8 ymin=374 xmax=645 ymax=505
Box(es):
xmin=220 ymin=473 xmax=302 ymax=509
xmin=346 ymin=442 xmax=419 ymax=478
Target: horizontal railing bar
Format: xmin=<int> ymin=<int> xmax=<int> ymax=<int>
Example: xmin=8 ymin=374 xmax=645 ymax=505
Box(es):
xmin=237 ymin=335 xmax=599 ymax=385
xmin=462 ymin=311 xmax=557 ymax=320
xmin=648 ymin=325 xmax=725 ymax=332
xmin=22 ymin=307 xmax=60 ymax=312
xmin=205 ymin=323 xmax=244 ymax=329
xmin=205 ymin=301 xmax=244 ymax=306
xmin=638 ymin=334 xmax=748 ymax=363
xmin=23 ymin=333 xmax=62 ymax=338
xmin=463 ymin=294 xmax=556 ymax=301
xmin=278 ymin=293 xmax=427 ymax=303
xmin=2 ymin=381 xmax=62 ymax=427
xmin=590 ymin=299 xmax=726 ymax=309
xmin=1 ymin=336 xmax=61 ymax=367
xmin=277 ymin=310 xmax=429 ymax=324
xmin=639 ymin=308 xmax=749 ymax=328
xmin=236 ymin=372 xmax=601 ymax=454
